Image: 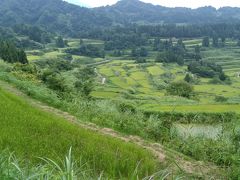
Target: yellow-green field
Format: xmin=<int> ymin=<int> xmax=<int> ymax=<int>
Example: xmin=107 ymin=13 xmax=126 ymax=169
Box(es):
xmin=93 ymin=56 xmax=240 ymax=113
xmin=26 ymin=38 xmax=240 ymax=114
xmin=139 ymin=104 xmax=240 ymax=113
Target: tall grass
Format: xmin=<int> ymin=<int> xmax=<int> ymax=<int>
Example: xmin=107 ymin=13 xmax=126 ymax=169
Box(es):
xmin=0 ymin=148 xmax=169 ymax=179
xmin=0 ymin=148 xmax=97 ymax=179
xmin=0 ymin=86 xmax=159 ymax=179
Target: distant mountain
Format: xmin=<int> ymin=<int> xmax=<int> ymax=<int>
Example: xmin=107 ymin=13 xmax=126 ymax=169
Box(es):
xmin=1 ymin=0 xmax=240 ymax=36
xmin=0 ymin=0 xmax=111 ymax=36
xmin=95 ymin=0 xmax=240 ymax=24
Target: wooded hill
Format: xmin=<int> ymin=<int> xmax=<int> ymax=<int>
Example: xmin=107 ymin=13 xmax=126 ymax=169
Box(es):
xmin=1 ymin=0 xmax=240 ymax=36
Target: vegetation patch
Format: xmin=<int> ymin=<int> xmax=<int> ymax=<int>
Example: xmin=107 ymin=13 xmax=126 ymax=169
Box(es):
xmin=144 ymin=111 xmax=237 ymax=124
xmin=0 ymin=87 xmax=158 ymax=178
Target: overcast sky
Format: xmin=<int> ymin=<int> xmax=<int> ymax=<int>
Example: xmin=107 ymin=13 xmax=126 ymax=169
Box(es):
xmin=67 ymin=0 xmax=240 ymax=8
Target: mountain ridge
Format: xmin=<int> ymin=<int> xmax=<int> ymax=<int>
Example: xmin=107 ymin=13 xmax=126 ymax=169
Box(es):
xmin=1 ymin=0 xmax=240 ymax=35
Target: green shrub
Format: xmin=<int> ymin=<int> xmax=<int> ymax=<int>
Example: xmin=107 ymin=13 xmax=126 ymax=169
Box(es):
xmin=209 ymin=76 xmax=222 ymax=84
xmin=166 ymin=81 xmax=194 ymax=99
xmin=215 ymin=96 xmax=228 ymax=103
xmin=144 ymin=111 xmax=237 ymax=124
xmin=116 ymin=101 xmax=136 ymax=113
xmin=13 ymin=63 xmax=37 ymax=74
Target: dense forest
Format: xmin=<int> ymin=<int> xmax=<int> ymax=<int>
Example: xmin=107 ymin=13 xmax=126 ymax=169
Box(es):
xmin=2 ymin=0 xmax=240 ymax=36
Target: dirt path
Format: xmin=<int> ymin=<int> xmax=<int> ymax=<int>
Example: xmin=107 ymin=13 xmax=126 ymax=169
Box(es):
xmin=0 ymin=80 xmax=223 ymax=179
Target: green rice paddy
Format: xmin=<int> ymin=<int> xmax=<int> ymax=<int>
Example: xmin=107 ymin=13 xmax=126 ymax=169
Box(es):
xmin=0 ymin=86 xmax=158 ymax=178
xmin=26 ymin=38 xmax=240 ymax=114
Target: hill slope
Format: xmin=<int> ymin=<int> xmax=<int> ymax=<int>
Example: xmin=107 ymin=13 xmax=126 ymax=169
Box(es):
xmin=1 ymin=0 xmax=240 ymax=35
xmin=0 ymin=79 xmax=225 ymax=178
xmin=0 ymin=83 xmax=158 ymax=178
xmin=0 ymin=0 xmax=111 ymax=35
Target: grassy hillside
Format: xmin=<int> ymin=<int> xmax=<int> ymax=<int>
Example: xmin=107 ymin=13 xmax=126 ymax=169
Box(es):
xmin=1 ymin=35 xmax=239 ymax=178
xmin=0 ymin=86 xmax=158 ymax=178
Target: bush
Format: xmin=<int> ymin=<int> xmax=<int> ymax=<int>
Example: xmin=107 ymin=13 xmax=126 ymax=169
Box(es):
xmin=144 ymin=111 xmax=236 ymax=124
xmin=166 ymin=81 xmax=194 ymax=98
xmin=184 ymin=73 xmax=193 ymax=83
xmin=40 ymin=69 xmax=68 ymax=93
xmin=135 ymin=57 xmax=146 ymax=63
xmin=74 ymin=67 xmax=95 ymax=98
xmin=154 ymin=80 xmax=167 ymax=90
xmin=45 ymin=73 xmax=68 ymax=92
xmin=116 ymin=101 xmax=136 ymax=113
xmin=215 ymin=96 xmax=228 ymax=103
xmin=209 ymin=76 xmax=223 ymax=84
xmin=188 ymin=61 xmax=227 ymax=80
xmin=160 ymin=72 xmax=175 ymax=84
xmin=13 ymin=63 xmax=37 ymax=74
xmin=0 ymin=60 xmax=12 ymax=72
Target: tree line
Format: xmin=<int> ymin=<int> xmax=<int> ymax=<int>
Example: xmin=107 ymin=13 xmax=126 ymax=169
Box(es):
xmin=13 ymin=24 xmax=52 ymax=44
xmin=80 ymin=23 xmax=240 ymax=50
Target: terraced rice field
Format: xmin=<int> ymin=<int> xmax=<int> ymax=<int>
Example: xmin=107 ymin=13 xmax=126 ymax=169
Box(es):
xmin=94 ymin=54 xmax=240 ymax=113
xmin=26 ymin=38 xmax=240 ymax=114
xmin=140 ymin=104 xmax=240 ymax=113
xmin=202 ymin=47 xmax=240 ymax=73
